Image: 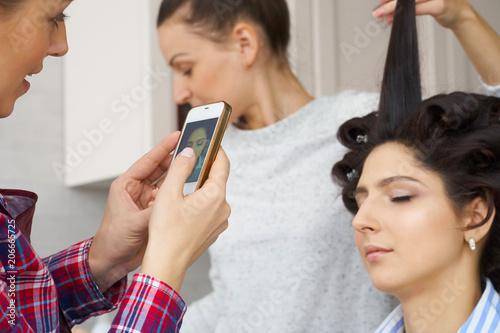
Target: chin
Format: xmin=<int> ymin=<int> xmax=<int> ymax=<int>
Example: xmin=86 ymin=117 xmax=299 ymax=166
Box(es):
xmin=368 ymin=271 xmax=403 ymax=295
xmin=0 ymin=102 xmax=15 ymax=118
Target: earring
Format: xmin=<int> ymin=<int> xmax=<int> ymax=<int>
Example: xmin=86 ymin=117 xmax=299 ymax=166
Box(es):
xmin=469 ymin=238 xmax=476 ymax=251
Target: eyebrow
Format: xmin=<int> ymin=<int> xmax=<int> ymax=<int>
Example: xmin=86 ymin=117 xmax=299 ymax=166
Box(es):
xmin=353 ymin=175 xmax=424 ymax=197
xmin=169 ymin=53 xmax=189 ymax=67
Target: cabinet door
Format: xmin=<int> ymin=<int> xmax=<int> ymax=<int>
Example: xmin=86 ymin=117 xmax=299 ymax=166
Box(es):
xmin=62 ymin=0 xmax=175 ymax=188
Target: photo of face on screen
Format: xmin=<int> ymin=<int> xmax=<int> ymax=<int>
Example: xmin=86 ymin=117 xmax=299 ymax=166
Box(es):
xmin=176 ymin=117 xmax=219 ymax=183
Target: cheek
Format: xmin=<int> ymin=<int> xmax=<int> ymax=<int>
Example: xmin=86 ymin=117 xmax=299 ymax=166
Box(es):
xmin=14 ymin=34 xmax=48 ymax=77
xmin=193 ymin=56 xmax=241 ymax=98
xmin=394 ymin=203 xmax=462 ymax=265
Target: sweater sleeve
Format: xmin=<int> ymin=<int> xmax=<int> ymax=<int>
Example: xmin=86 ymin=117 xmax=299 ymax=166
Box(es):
xmin=42 ymin=239 xmax=127 ymax=326
xmin=480 ymin=78 xmax=500 ymax=97
xmin=178 ymin=292 xmax=221 ymax=333
xmin=110 ymin=273 xmax=186 ymax=333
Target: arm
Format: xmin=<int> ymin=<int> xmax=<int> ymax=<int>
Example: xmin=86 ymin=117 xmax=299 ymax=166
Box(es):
xmin=110 ymin=274 xmax=186 ymax=333
xmin=0 ymin=266 xmax=33 ymax=332
xmin=88 ymin=131 xmax=182 ymax=292
xmin=109 ymin=147 xmax=230 ymax=332
xmin=42 ymin=239 xmax=127 ymax=326
xmin=374 ymin=0 xmax=500 ymax=86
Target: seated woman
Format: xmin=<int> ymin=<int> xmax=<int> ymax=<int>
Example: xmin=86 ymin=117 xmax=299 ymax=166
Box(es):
xmin=333 ymin=0 xmax=500 ymax=331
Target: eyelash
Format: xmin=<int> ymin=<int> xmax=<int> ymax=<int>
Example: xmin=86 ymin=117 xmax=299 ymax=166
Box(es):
xmin=391 ymin=196 xmax=412 ymax=203
xmin=183 ymin=69 xmax=192 ymax=76
xmin=53 ymin=13 xmax=69 ymax=28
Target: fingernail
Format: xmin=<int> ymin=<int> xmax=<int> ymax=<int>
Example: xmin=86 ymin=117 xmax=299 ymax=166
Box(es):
xmin=180 ymin=147 xmax=194 ymax=158
xmin=373 ymin=8 xmax=386 ymax=18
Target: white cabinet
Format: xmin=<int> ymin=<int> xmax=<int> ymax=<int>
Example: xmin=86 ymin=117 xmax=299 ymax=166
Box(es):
xmin=61 ymin=0 xmax=175 ymax=187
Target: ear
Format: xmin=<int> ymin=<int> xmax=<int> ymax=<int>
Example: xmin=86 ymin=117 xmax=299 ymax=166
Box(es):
xmin=463 ymin=197 xmax=495 ymax=247
xmin=230 ymin=22 xmax=260 ymax=68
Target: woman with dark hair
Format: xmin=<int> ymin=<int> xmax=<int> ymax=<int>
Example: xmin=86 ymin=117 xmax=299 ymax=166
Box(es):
xmin=155 ymin=0 xmax=500 ymax=332
xmin=333 ymin=0 xmax=500 ymax=331
xmin=0 ymin=0 xmax=230 ymax=331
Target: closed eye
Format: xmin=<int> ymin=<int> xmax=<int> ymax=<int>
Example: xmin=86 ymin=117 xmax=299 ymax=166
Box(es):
xmin=391 ymin=196 xmax=412 ymax=202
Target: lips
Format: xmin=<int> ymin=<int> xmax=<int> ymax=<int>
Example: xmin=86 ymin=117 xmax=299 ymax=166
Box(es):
xmin=23 ymin=69 xmax=41 ymax=93
xmin=364 ymin=245 xmax=392 ymax=262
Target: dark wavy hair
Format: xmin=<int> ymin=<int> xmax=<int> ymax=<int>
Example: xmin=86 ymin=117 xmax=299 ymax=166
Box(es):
xmin=332 ymin=0 xmax=500 ymax=290
xmin=157 ymin=0 xmax=290 ymax=62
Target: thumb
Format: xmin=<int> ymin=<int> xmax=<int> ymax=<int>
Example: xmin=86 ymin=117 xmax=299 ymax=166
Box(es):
xmin=161 ymin=148 xmax=196 ymax=198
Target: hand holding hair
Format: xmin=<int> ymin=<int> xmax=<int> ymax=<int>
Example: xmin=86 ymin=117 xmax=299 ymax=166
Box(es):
xmin=374 ymin=0 xmax=472 ymax=27
xmin=373 ymin=0 xmax=500 ymax=86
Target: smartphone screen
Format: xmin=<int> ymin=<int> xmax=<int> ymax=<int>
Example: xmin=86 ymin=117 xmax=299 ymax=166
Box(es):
xmin=175 ymin=117 xmax=220 ymax=184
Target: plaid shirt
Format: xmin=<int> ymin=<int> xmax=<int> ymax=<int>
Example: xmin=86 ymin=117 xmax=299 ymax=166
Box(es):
xmin=0 ymin=189 xmax=186 ymax=332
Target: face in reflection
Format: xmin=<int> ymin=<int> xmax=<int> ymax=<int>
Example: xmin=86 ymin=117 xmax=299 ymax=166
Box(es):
xmin=187 ymin=127 xmax=208 ymax=159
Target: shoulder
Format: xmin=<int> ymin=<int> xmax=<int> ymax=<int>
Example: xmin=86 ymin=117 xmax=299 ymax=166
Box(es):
xmin=329 ymin=90 xmax=379 ymax=120
xmin=304 ymin=90 xmax=379 ymax=129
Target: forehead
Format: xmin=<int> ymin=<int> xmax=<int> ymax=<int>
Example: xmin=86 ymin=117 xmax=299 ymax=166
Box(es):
xmin=158 ymin=21 xmax=209 ymax=54
xmin=358 ymin=142 xmax=437 ymax=188
xmin=12 ymin=0 xmax=72 ymax=14
xmin=189 ymin=128 xmax=207 ymax=138
xmin=358 ymin=142 xmax=449 ymax=199
xmin=362 ymin=143 xmax=416 ymax=177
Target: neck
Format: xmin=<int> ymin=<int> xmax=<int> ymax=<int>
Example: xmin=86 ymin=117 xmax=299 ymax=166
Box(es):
xmin=236 ymin=61 xmax=313 ymax=130
xmin=399 ymin=274 xmax=482 ymax=333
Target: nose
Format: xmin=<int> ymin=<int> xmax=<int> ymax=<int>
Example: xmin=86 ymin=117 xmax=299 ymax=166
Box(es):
xmin=173 ymin=74 xmax=192 ymax=105
xmin=48 ymin=22 xmax=69 ymax=57
xmin=352 ymin=199 xmax=381 ymax=234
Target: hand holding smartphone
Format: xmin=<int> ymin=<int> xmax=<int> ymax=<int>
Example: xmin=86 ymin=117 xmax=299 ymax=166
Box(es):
xmin=152 ymin=101 xmax=231 ymax=195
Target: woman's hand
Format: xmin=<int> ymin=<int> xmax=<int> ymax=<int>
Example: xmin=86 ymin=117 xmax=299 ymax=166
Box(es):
xmin=374 ymin=0 xmax=500 ymax=86
xmin=373 ymin=0 xmax=474 ymax=29
xmin=140 ymin=147 xmax=231 ymax=292
xmin=88 ymin=131 xmax=180 ymax=292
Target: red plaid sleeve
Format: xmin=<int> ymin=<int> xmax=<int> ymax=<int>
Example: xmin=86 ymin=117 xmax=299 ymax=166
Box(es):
xmin=111 ymin=273 xmax=187 ymax=333
xmin=43 ymin=239 xmax=127 ymax=326
xmin=0 ymin=265 xmax=33 ymax=332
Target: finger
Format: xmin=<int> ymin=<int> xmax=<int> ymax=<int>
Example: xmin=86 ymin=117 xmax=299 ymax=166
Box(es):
xmin=203 ymin=147 xmax=230 ymax=190
xmin=147 ymin=189 xmax=159 ymax=207
xmin=217 ymin=219 xmax=229 ymax=234
xmin=415 ymin=1 xmax=444 ymax=17
xmin=145 ymin=153 xmax=175 ymax=185
xmin=126 ymin=131 xmax=181 ymax=181
xmin=373 ymin=0 xmax=396 ymax=18
xmin=160 ymin=147 xmax=196 ymax=199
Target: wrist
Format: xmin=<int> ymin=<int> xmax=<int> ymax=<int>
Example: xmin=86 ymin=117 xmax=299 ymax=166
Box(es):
xmin=140 ymin=247 xmax=189 ymax=293
xmin=88 ymin=242 xmax=127 ymax=292
xmin=449 ymin=2 xmax=478 ymax=33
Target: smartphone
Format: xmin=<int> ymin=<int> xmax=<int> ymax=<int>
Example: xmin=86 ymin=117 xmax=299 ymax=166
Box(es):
xmin=172 ymin=101 xmax=232 ymax=195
